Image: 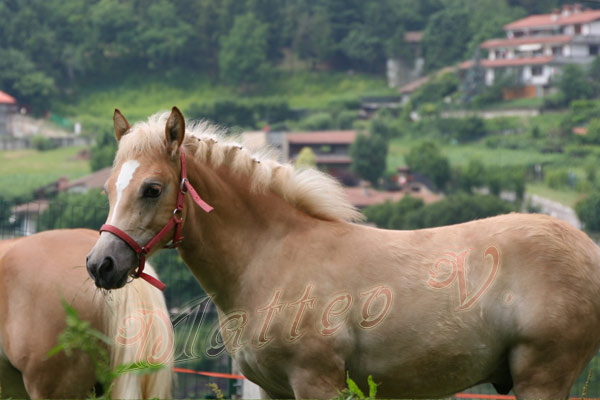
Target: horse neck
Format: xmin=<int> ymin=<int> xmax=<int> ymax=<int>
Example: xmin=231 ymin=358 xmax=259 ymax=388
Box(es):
xmin=178 ymin=157 xmax=310 ymax=310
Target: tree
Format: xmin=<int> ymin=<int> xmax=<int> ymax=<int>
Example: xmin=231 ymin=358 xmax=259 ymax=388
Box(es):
xmin=460 ymin=159 xmax=486 ymax=193
xmin=404 ymin=141 xmax=450 ymax=191
xmin=576 ymin=191 xmax=600 ymax=232
xmin=219 ymin=12 xmax=271 ymax=86
xmin=370 ymin=110 xmax=398 ymax=142
xmin=421 ymin=8 xmax=472 ymax=71
xmin=0 ymin=48 xmax=56 ymax=113
xmin=363 ymin=195 xmax=425 ymax=230
xmin=135 ymin=0 xmax=194 ymax=69
xmin=292 ymin=11 xmax=333 ymax=69
xmin=350 ymin=134 xmax=388 ymax=186
xmin=558 ymin=64 xmax=596 ymax=105
xmin=295 ymin=147 xmax=317 ymax=168
xmin=407 ymin=193 xmax=514 ymax=229
xmin=364 ymin=193 xmax=514 ymax=230
xmin=90 ymin=127 xmax=118 ymax=172
xmin=39 ymin=190 xmax=109 ymax=231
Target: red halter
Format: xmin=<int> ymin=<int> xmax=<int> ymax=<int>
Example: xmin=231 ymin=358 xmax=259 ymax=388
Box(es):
xmin=100 ymin=151 xmax=213 ymax=291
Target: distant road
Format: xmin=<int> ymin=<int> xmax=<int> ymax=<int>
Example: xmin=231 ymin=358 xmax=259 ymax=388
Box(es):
xmin=498 ymin=191 xmax=581 ymax=229
xmin=441 ymin=108 xmax=540 ymax=119
xmin=527 ymin=194 xmax=582 ymax=230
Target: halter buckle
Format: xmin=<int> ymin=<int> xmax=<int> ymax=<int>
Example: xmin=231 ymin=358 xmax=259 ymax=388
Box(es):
xmin=180 ymin=177 xmax=188 ymax=192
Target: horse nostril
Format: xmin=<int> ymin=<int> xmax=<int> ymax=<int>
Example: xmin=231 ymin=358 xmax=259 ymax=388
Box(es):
xmin=97 ymin=257 xmax=115 ymax=282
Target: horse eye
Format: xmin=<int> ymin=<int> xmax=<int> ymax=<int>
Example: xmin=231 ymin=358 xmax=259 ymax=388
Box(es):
xmin=143 ymin=185 xmax=162 ymax=198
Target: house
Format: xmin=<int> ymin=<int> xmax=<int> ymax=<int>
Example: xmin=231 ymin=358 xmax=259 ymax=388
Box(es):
xmin=286 ymin=130 xmax=357 ymax=184
xmin=0 ymin=91 xmax=17 ymax=136
xmin=461 ymin=4 xmax=600 ymax=97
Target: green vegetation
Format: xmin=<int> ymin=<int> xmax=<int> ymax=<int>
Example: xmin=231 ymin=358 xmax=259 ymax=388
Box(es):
xmin=39 ymin=189 xmax=108 ymax=231
xmin=334 ymin=373 xmax=378 ymax=400
xmin=350 ymin=134 xmax=388 ymax=186
xmin=49 ymin=301 xmax=164 ymax=399
xmin=0 ymin=146 xmax=90 ymax=202
xmin=364 ymin=193 xmax=515 ymax=230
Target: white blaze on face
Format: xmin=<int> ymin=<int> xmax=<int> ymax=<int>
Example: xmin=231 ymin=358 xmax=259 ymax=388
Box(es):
xmin=109 ymin=159 xmax=140 ymax=224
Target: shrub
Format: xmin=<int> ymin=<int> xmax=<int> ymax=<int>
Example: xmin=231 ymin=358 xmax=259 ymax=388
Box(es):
xmin=435 ymin=116 xmax=487 ymax=143
xmin=405 ymin=141 xmax=450 ymax=191
xmin=544 ymin=169 xmax=572 ymax=189
xmin=364 ymin=193 xmax=514 ymax=230
xmin=350 ymin=133 xmax=388 ymax=185
xmin=576 ymin=192 xmax=600 ymax=231
xmin=370 ymin=115 xmax=397 ymax=142
xmin=298 ymin=112 xmax=335 ymax=131
xmin=337 ymin=110 xmax=359 ymax=129
xmin=31 ymin=135 xmax=58 ymax=151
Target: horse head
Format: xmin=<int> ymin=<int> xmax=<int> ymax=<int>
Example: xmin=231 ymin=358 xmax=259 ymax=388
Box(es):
xmin=86 ymin=107 xmax=188 ymax=289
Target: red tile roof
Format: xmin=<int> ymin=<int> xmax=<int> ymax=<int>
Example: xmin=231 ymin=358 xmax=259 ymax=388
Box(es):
xmin=0 ymin=91 xmax=16 ymax=104
xmin=460 ymin=56 xmax=554 ymax=69
xmin=504 ymin=9 xmax=600 ymax=30
xmin=66 ymin=167 xmax=111 ymax=191
xmin=287 ymin=131 xmax=356 ymax=145
xmin=480 ymin=34 xmax=574 ymax=49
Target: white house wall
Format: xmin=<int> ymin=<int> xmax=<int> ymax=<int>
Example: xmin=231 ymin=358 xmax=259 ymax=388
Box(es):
xmin=570 ymin=43 xmax=589 ymax=57
xmin=485 ymin=68 xmax=495 ymax=85
xmin=590 ymin=21 xmax=600 ymax=34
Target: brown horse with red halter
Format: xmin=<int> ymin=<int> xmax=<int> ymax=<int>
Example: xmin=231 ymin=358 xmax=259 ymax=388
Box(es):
xmin=87 ymin=107 xmax=600 ymax=399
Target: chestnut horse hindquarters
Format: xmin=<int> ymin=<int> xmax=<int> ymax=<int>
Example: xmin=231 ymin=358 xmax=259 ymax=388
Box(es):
xmin=340 ymin=215 xmax=600 ymax=398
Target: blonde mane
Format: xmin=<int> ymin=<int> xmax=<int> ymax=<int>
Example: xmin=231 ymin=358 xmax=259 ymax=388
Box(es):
xmin=115 ymin=111 xmax=363 ymax=223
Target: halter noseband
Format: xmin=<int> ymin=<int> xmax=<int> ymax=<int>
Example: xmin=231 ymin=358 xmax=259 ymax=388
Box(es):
xmin=100 ymin=151 xmax=213 ymax=291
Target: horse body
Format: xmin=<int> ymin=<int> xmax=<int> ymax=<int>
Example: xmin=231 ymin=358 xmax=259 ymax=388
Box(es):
xmin=87 ymin=108 xmax=600 ymax=399
xmin=0 ymin=229 xmax=173 ymax=399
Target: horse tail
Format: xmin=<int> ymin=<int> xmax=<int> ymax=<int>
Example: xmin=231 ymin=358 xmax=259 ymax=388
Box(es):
xmin=104 ymin=263 xmax=174 ymax=399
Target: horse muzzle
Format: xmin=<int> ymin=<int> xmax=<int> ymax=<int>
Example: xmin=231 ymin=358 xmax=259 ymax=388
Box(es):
xmin=86 ymin=233 xmax=138 ymax=289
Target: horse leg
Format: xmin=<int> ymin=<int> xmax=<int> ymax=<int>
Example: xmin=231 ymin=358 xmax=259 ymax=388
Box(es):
xmin=288 ymin=356 xmax=346 ymax=400
xmin=19 ymin=354 xmax=96 ymax=399
xmin=509 ymin=343 xmax=582 ymax=400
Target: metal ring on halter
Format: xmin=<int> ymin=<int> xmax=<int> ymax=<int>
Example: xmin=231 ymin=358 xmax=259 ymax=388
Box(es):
xmin=172 ymin=208 xmax=183 ymax=222
xmin=180 ymin=178 xmax=188 ymax=192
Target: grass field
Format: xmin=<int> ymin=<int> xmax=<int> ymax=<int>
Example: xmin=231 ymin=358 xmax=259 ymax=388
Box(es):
xmin=55 ymin=70 xmax=394 ymax=133
xmin=525 ymin=183 xmax=585 ymax=208
xmin=0 ymin=146 xmax=90 ymax=200
xmin=387 ymin=137 xmax=567 ymax=171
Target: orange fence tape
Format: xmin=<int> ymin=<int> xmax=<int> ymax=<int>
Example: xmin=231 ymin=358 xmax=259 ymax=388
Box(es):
xmin=173 ymin=367 xmax=246 ymax=380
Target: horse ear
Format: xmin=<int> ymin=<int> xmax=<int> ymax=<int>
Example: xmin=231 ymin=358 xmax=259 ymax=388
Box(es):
xmin=165 ymin=106 xmax=185 ymax=152
xmin=113 ymin=109 xmax=131 ymax=141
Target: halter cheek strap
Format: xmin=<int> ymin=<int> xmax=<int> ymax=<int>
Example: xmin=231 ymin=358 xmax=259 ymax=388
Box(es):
xmin=100 ymin=151 xmax=213 ymax=291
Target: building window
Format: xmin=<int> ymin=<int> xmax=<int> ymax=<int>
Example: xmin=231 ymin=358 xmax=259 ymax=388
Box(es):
xmin=552 ymin=46 xmax=562 ymax=55
xmin=590 ymin=45 xmax=599 ymax=56
xmin=531 ymin=66 xmax=543 ymax=76
xmin=575 ymin=24 xmax=582 ymax=34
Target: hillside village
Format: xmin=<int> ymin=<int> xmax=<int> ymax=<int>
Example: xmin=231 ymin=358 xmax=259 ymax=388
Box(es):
xmin=5 ymin=1 xmax=600 ymax=398
xmin=4 ymin=4 xmax=600 ymax=236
